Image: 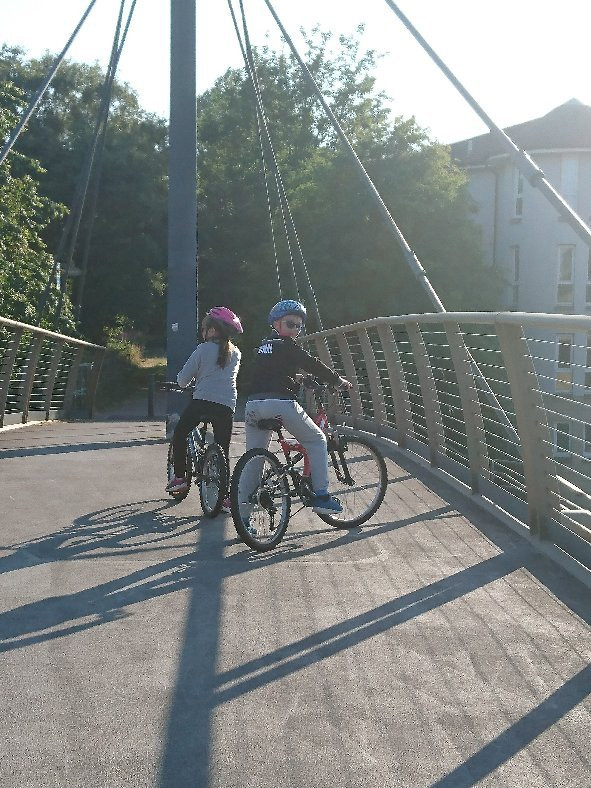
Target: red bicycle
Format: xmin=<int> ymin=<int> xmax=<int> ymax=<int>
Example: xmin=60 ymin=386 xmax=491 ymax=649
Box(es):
xmin=230 ymin=378 xmax=388 ymax=551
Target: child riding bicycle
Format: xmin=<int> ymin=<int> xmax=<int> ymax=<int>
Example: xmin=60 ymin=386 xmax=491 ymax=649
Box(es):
xmin=245 ymin=299 xmax=352 ymax=514
xmin=166 ymin=306 xmax=243 ymax=502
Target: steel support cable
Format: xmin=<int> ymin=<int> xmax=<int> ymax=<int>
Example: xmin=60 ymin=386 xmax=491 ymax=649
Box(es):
xmin=0 ymin=0 xmax=99 ymax=166
xmin=261 ymin=0 xmax=444 ymax=313
xmin=382 ymin=0 xmax=591 ymax=250
xmin=36 ymin=2 xmax=125 ymax=324
xmin=226 ymin=0 xmax=283 ymax=299
xmin=52 ymin=0 xmax=129 ymax=329
xmin=236 ymin=0 xmax=303 ymax=306
xmin=262 ymin=0 xmax=519 ymax=440
xmin=75 ymin=0 xmax=140 ymax=318
xmin=238 ymin=0 xmax=322 ymax=323
xmin=234 ymin=0 xmax=324 ymax=328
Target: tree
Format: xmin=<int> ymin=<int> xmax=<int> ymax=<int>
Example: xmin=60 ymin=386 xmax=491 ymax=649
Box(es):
xmin=195 ymin=28 xmax=501 ymax=344
xmin=0 ymin=29 xmax=501 ymax=354
xmin=0 ymin=84 xmax=71 ymax=331
xmin=0 ymin=46 xmax=167 ymax=342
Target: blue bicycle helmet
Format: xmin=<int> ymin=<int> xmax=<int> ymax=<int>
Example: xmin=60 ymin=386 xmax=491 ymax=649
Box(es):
xmin=268 ymin=299 xmax=307 ymax=326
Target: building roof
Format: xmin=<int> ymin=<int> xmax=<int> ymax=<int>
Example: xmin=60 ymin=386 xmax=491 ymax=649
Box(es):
xmin=450 ymin=99 xmax=591 ymax=166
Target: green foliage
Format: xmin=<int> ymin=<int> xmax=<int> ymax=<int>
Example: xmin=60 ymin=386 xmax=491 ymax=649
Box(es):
xmin=1 ymin=29 xmax=500 ymax=366
xmin=95 ymin=315 xmax=162 ymax=409
xmin=0 ymin=46 xmax=167 ymax=342
xmin=0 ymin=83 xmax=72 ymax=331
xmin=196 ymin=27 xmax=502 ymax=347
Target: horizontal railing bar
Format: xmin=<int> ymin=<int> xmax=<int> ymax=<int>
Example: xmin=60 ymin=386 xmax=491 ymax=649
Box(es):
xmin=0 ymin=317 xmax=103 ymax=349
xmin=304 ymin=312 xmax=591 ymax=342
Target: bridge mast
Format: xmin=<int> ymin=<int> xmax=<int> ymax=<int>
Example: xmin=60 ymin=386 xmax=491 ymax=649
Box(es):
xmin=167 ymin=0 xmax=197 ymax=430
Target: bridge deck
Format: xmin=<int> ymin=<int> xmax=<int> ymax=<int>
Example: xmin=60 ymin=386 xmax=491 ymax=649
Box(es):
xmin=1 ymin=418 xmax=590 ymax=788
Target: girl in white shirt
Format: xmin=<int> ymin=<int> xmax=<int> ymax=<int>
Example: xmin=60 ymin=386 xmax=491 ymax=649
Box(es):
xmin=166 ymin=307 xmax=243 ymax=499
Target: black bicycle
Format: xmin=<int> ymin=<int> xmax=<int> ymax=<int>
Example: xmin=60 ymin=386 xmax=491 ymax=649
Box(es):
xmin=162 ymin=382 xmax=228 ymax=517
xmin=230 ymin=378 xmax=388 ymax=551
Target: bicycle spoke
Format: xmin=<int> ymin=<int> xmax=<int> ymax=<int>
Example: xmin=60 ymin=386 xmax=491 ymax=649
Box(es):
xmin=231 ymin=449 xmax=291 ymax=550
xmin=320 ymin=436 xmax=388 ymax=527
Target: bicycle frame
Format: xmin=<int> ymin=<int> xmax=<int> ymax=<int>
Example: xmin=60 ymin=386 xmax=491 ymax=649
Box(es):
xmin=273 ymin=384 xmax=353 ymax=499
xmin=187 ymin=423 xmax=210 ymax=475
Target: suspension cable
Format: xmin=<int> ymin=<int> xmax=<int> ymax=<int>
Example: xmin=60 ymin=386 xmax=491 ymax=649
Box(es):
xmin=46 ymin=0 xmax=130 ymax=328
xmin=261 ymin=0 xmax=445 ymax=314
xmin=261 ymin=0 xmax=518 ymax=439
xmin=232 ymin=0 xmax=324 ymax=328
xmin=52 ymin=0 xmax=128 ymax=328
xmin=75 ymin=0 xmax=140 ymax=318
xmin=0 ymin=0 xmax=99 ymax=166
xmin=226 ymin=0 xmax=283 ymax=299
xmin=382 ymin=0 xmax=591 ymax=251
xmin=237 ymin=0 xmax=303 ymax=303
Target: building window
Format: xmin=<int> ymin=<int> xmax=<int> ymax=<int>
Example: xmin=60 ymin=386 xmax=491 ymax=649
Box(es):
xmin=514 ymin=169 xmax=524 ymax=217
xmin=556 ymin=333 xmax=573 ymax=391
xmin=557 ymin=245 xmax=575 ymax=306
xmin=585 ymin=424 xmax=591 ymax=455
xmin=561 ymin=155 xmax=579 ymax=210
xmin=510 ymin=246 xmax=520 ymax=308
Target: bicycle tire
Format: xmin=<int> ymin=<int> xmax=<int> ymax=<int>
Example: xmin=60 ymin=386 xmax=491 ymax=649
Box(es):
xmin=199 ymin=443 xmax=228 ymax=518
xmin=166 ymin=441 xmax=192 ymax=501
xmin=317 ymin=434 xmax=387 ymax=528
xmin=230 ymin=448 xmax=291 ymax=551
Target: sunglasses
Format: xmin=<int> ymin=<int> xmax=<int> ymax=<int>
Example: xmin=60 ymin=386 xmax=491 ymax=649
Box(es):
xmin=283 ymin=319 xmax=303 ymax=330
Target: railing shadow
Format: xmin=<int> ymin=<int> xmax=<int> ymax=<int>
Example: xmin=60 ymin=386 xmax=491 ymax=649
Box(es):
xmin=0 ymin=436 xmax=164 ymax=459
xmin=0 ymin=499 xmax=202 ymax=576
xmin=1 ymin=449 xmax=589 ymax=786
xmin=431 ymin=664 xmax=591 ymax=787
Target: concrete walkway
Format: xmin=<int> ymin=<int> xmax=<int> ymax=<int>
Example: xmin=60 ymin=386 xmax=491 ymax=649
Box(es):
xmin=1 ymin=418 xmax=590 ymax=788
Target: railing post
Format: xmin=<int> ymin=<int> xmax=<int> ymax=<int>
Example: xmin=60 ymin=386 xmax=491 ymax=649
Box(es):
xmin=446 ymin=323 xmax=489 ymax=493
xmin=0 ymin=328 xmax=24 ymax=427
xmin=85 ymin=347 xmax=106 ymax=419
xmin=312 ymin=336 xmax=343 ymax=423
xmin=496 ymin=322 xmax=558 ymax=538
xmin=376 ymin=323 xmax=411 ymax=448
xmin=19 ymin=334 xmax=44 ymax=423
xmin=313 ymin=336 xmax=335 ymax=369
xmin=357 ymin=328 xmax=387 ymax=428
xmin=62 ymin=347 xmax=84 ymax=417
xmin=44 ymin=340 xmax=64 ymax=419
xmin=334 ymin=332 xmax=363 ymax=423
xmin=405 ymin=321 xmax=444 ymax=465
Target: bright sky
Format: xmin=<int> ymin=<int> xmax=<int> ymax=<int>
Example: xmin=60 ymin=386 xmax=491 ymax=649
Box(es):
xmin=2 ymin=0 xmax=591 ymax=144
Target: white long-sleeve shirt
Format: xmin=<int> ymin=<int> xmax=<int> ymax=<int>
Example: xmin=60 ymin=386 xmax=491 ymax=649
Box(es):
xmin=177 ymin=341 xmax=241 ymax=411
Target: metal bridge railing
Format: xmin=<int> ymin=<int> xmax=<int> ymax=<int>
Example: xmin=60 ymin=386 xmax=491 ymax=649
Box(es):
xmin=303 ymin=311 xmax=591 ymax=576
xmin=0 ymin=317 xmax=106 ymax=428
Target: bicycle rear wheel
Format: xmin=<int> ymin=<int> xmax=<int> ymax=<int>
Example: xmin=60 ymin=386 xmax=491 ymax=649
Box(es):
xmin=199 ymin=443 xmax=227 ymax=517
xmin=230 ymin=448 xmax=291 ymax=551
xmin=166 ymin=441 xmax=192 ymax=501
xmin=318 ymin=434 xmax=387 ymax=528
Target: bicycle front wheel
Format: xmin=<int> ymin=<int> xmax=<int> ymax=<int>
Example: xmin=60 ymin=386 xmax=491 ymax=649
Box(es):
xmin=318 ymin=434 xmax=387 ymax=528
xmin=199 ymin=443 xmax=228 ymax=518
xmin=166 ymin=441 xmax=192 ymax=501
xmin=230 ymin=448 xmax=291 ymax=551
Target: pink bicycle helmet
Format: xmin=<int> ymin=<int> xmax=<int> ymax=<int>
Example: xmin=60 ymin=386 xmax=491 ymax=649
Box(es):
xmin=205 ymin=306 xmax=243 ymax=334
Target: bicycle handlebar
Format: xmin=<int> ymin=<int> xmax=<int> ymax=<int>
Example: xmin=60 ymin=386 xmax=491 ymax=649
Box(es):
xmin=301 ymin=375 xmax=348 ymax=392
xmin=159 ymin=381 xmax=194 ymax=392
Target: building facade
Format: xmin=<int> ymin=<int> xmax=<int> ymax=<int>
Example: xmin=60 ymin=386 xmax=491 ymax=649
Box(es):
xmin=451 ymin=99 xmax=591 ymax=473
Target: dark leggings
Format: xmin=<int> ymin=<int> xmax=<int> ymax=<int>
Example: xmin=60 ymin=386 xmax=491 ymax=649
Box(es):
xmin=173 ymin=399 xmax=234 ymax=479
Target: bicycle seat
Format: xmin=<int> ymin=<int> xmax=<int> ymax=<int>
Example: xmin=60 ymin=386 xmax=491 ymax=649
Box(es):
xmin=257 ymin=418 xmax=282 ymax=431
